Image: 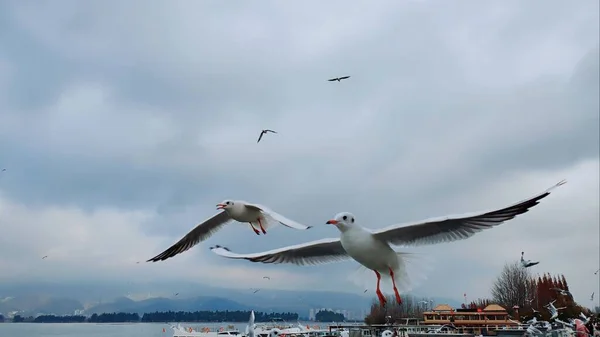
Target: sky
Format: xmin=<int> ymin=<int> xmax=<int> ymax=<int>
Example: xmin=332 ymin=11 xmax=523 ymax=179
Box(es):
xmin=0 ymin=0 xmax=598 ymax=307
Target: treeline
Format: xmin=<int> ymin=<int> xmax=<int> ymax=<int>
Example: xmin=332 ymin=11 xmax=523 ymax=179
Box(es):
xmin=141 ymin=310 xmax=298 ymax=322
xmin=365 ymin=295 xmax=431 ymax=324
xmin=9 ymin=310 xmax=297 ymax=323
xmin=315 ymin=310 xmax=345 ymax=322
xmin=364 ymin=262 xmax=596 ymax=324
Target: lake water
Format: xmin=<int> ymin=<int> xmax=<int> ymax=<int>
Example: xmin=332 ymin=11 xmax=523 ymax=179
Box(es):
xmin=0 ymin=322 xmax=267 ymax=337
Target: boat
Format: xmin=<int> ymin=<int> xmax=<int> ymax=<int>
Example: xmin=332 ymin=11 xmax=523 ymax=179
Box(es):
xmin=407 ymin=324 xmax=475 ymax=337
xmin=170 ymin=323 xmax=244 ymax=337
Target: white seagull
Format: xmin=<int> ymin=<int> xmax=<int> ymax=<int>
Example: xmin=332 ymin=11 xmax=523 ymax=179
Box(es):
xmin=545 ymin=301 xmax=566 ymax=320
xmin=520 ymin=252 xmax=539 ymax=268
xmin=210 ymin=180 xmax=566 ymax=307
xmin=147 ymin=200 xmax=312 ymax=262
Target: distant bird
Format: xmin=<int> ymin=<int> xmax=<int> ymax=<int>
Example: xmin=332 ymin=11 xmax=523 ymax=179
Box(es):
xmin=210 ymin=180 xmax=566 ymax=307
xmin=41 ymin=255 xmax=48 ymax=260
xmin=146 ymin=200 xmax=312 ymax=262
xmin=591 ymin=292 xmax=594 ymax=301
xmin=263 ymin=276 xmax=270 ymax=280
xmin=136 ymin=261 xmax=140 ymax=264
xmin=252 ymin=289 xmax=260 ymax=294
xmin=520 ymin=252 xmax=539 ymax=268
xmin=545 ymin=300 xmax=566 ymax=320
xmin=328 ymin=76 xmax=350 ymax=82
xmin=257 ymin=129 xmax=277 ymax=143
xmin=551 ymin=288 xmax=573 ymax=298
xmin=363 ymin=289 xmax=368 ymax=293
xmin=595 ymin=269 xmax=599 ymax=275
xmin=1 ymin=168 xmax=5 ymax=172
xmin=174 ymin=293 xmax=179 ymax=296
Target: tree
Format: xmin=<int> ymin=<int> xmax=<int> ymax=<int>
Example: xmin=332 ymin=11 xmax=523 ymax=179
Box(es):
xmin=364 ymin=295 xmax=426 ymax=324
xmin=315 ymin=310 xmax=344 ymax=322
xmin=491 ymin=261 xmax=537 ymax=314
xmin=462 ymin=298 xmax=493 ymax=310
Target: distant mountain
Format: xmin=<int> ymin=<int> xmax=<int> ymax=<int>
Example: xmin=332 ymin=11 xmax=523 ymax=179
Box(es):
xmin=0 ymin=294 xmax=83 ymax=316
xmin=0 ymin=281 xmax=462 ymax=317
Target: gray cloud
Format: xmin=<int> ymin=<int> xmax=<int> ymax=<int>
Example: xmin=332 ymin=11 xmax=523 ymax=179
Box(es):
xmin=0 ymin=0 xmax=598 ymax=305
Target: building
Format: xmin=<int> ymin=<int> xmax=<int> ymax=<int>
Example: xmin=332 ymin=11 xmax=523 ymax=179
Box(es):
xmin=422 ymin=303 xmax=519 ymax=335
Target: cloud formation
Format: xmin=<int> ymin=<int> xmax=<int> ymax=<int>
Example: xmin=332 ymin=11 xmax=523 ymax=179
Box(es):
xmin=0 ymin=0 xmax=598 ymax=306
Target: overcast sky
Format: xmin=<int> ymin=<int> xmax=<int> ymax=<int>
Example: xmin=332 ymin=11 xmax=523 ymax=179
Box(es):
xmin=0 ymin=0 xmax=598 ymax=306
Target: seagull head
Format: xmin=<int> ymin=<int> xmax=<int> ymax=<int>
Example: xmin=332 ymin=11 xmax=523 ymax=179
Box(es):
xmin=326 ymin=212 xmax=356 ymax=232
xmin=216 ymin=200 xmax=235 ymax=210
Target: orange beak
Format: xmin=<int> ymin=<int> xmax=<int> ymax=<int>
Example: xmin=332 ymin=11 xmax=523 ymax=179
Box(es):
xmin=216 ymin=204 xmax=226 ymax=210
xmin=326 ymin=219 xmax=338 ymax=225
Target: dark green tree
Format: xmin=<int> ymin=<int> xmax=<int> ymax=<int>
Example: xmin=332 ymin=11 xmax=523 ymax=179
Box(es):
xmin=315 ymin=310 xmax=344 ymax=322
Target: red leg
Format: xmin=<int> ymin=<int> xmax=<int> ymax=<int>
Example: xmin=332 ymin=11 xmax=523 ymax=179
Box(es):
xmin=257 ymin=218 xmax=267 ymax=234
xmin=374 ymin=270 xmax=387 ymax=307
xmin=389 ymin=268 xmax=402 ymax=304
xmin=249 ymin=223 xmax=260 ymax=235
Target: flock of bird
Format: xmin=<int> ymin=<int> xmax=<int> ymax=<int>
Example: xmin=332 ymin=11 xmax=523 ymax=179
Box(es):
xmin=520 ymin=299 xmax=596 ymax=336
xmin=141 ymin=140 xmax=569 ymax=309
xmin=0 ymin=74 xmax=594 ymax=310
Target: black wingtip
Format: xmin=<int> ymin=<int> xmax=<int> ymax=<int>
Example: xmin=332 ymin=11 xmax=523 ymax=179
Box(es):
xmin=210 ymin=245 xmax=230 ymax=251
xmin=306 ymin=226 xmax=313 ymax=230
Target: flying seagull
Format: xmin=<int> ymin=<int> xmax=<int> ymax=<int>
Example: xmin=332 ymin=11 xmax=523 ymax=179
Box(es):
xmin=253 ymin=289 xmax=260 ymax=294
xmin=595 ymin=269 xmax=599 ymax=275
xmin=551 ymin=288 xmax=573 ymax=298
xmin=328 ymin=76 xmax=350 ymax=82
xmin=1 ymin=168 xmax=5 ymax=172
xmin=590 ymin=292 xmax=594 ymax=301
xmin=263 ymin=276 xmax=270 ymax=280
xmin=147 ymin=200 xmax=312 ymax=262
xmin=257 ymin=129 xmax=277 ymax=143
xmin=520 ymin=252 xmax=539 ymax=268
xmin=210 ymin=180 xmax=565 ymax=307
xmin=41 ymin=255 xmax=48 ymax=260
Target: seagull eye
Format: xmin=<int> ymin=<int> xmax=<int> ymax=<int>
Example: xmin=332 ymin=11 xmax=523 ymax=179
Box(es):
xmin=342 ymin=215 xmax=347 ymax=221
xmin=351 ymin=218 xmax=354 ymax=223
xmin=226 ymin=202 xmax=230 ymax=205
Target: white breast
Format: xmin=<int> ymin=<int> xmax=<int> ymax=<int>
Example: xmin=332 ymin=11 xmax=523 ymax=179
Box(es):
xmin=340 ymin=228 xmax=397 ymax=271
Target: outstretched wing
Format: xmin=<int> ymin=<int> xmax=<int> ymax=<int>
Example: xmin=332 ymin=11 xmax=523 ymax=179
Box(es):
xmin=339 ymin=76 xmax=350 ymax=80
xmin=372 ymin=180 xmax=566 ymax=246
xmin=257 ymin=132 xmax=264 ymax=143
xmin=210 ymin=238 xmax=348 ymax=266
xmin=246 ymin=203 xmax=312 ymax=230
xmin=265 ymin=129 xmax=277 ymax=134
xmin=147 ymin=212 xmax=232 ymax=262
xmin=327 ymin=78 xmax=338 ymax=81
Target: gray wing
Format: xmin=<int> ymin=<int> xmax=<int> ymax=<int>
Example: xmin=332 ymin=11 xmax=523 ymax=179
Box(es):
xmin=327 ymin=78 xmax=338 ymax=81
xmin=210 ymin=238 xmax=349 ymax=266
xmin=339 ymin=76 xmax=350 ymax=80
xmin=147 ymin=211 xmax=232 ymax=262
xmin=372 ymin=180 xmax=566 ymax=246
xmin=257 ymin=132 xmax=264 ymax=143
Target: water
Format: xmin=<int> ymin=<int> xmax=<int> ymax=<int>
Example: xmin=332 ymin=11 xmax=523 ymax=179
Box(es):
xmin=0 ymin=322 xmax=254 ymax=337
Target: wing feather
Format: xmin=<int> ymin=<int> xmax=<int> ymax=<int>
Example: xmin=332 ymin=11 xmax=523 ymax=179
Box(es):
xmin=372 ymin=180 xmax=566 ymax=246
xmin=210 ymin=238 xmax=348 ymax=266
xmin=147 ymin=212 xmax=232 ymax=262
xmin=245 ymin=203 xmax=312 ymax=230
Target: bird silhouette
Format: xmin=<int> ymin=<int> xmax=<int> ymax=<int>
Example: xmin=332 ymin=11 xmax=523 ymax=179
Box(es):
xmin=327 ymin=76 xmax=350 ymax=82
xmin=257 ymin=130 xmax=277 ymax=143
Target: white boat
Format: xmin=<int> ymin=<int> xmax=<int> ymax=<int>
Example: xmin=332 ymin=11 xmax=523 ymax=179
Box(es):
xmin=170 ymin=323 xmax=244 ymax=337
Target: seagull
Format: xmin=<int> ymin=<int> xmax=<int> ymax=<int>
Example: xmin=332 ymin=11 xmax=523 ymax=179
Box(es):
xmin=591 ymin=292 xmax=594 ymax=301
xmin=520 ymin=252 xmax=539 ymax=268
xmin=174 ymin=293 xmax=179 ymax=296
xmin=327 ymin=76 xmax=350 ymax=82
xmin=41 ymin=255 xmax=48 ymax=260
xmin=263 ymin=276 xmax=270 ymax=280
xmin=252 ymin=289 xmax=260 ymax=294
xmin=545 ymin=301 xmax=566 ymax=320
xmin=1 ymin=168 xmax=5 ymax=172
xmin=257 ymin=129 xmax=277 ymax=143
xmin=210 ymin=180 xmax=565 ymax=307
xmin=551 ymin=288 xmax=573 ymax=298
xmin=595 ymin=269 xmax=599 ymax=275
xmin=146 ymin=200 xmax=312 ymax=262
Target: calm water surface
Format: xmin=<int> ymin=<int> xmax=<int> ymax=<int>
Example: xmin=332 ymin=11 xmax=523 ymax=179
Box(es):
xmin=0 ymin=322 xmax=264 ymax=337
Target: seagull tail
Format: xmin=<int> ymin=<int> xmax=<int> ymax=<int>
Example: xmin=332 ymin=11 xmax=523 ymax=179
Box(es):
xmin=348 ymin=252 xmax=433 ymax=296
